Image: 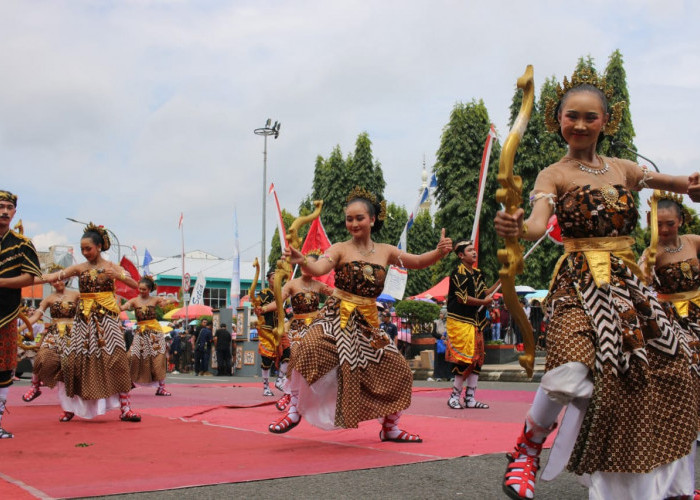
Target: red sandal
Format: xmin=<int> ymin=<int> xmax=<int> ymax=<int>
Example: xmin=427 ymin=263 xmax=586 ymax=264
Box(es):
xmin=22 ymin=387 xmax=42 ymax=402
xmin=59 ymin=411 xmax=74 ymax=422
xmin=379 ymin=429 xmax=423 ymax=443
xmin=503 ymin=418 xmax=556 ymax=500
xmin=120 ymin=410 xmax=142 ymax=422
xmin=268 ymin=413 xmax=300 ymax=434
xmin=275 ymin=393 xmax=291 ymax=411
xmin=155 ymin=387 xmax=172 ymax=396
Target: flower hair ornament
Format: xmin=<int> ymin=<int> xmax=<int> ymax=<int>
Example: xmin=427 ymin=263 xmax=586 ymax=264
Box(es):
xmin=544 ymin=66 xmax=626 ymax=136
xmin=346 ymin=186 xmax=387 ymax=221
xmin=84 ymin=222 xmax=111 ymax=251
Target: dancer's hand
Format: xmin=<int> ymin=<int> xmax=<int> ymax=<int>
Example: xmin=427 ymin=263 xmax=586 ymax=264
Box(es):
xmin=495 ymin=208 xmax=524 ymax=238
xmin=436 ymin=228 xmax=452 ymax=256
xmin=689 ymin=173 xmax=700 ymax=203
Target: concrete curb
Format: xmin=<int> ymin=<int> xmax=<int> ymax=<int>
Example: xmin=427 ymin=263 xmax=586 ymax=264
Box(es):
xmin=479 ymin=369 xmax=543 ymax=383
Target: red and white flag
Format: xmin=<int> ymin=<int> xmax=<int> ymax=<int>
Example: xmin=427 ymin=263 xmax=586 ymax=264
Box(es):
xmin=471 ymin=124 xmax=497 ymax=265
xmin=301 ymin=217 xmax=335 ymax=286
xmin=268 ymin=183 xmax=288 ymax=252
xmin=178 ymin=212 xmax=184 ymax=229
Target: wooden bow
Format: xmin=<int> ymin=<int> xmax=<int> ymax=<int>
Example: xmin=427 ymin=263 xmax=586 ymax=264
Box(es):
xmin=17 ymin=305 xmax=37 ymax=351
xmin=645 ymin=190 xmax=663 ymax=282
xmin=272 ymin=200 xmax=324 ymax=340
xmin=496 ymin=65 xmax=536 ymax=378
xmin=249 ymin=258 xmax=261 ymax=308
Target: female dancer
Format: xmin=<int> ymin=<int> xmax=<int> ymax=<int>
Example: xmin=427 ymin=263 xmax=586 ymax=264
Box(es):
xmin=22 ymin=265 xmax=79 ymax=402
xmin=255 ymin=250 xmax=334 ymax=411
xmin=644 ymin=194 xmax=700 ymax=386
xmin=269 ymin=187 xmax=452 ymax=442
xmin=495 ymin=68 xmax=700 ymax=499
xmin=42 ymin=223 xmax=141 ymax=422
xmin=120 ymin=276 xmax=177 ymax=396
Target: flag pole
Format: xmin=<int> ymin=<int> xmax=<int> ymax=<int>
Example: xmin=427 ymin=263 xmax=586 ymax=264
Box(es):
xmin=180 ymin=213 xmax=188 ymax=327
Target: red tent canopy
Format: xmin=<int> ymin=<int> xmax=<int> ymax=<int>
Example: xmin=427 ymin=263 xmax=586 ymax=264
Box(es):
xmin=410 ymin=276 xmax=449 ymax=301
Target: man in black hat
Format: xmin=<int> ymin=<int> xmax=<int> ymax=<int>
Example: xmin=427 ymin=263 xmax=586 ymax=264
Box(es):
xmin=0 ymin=191 xmax=41 ymax=438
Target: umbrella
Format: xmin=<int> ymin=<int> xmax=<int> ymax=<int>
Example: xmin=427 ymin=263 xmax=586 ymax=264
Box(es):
xmin=515 ymin=285 xmax=536 ymax=294
xmin=377 ymin=293 xmax=397 ymax=303
xmin=162 ymin=308 xmax=180 ymax=320
xmin=189 ymin=319 xmax=200 ymax=326
xmin=119 ymin=310 xmax=135 ymax=321
xmin=170 ymin=304 xmax=213 ymax=319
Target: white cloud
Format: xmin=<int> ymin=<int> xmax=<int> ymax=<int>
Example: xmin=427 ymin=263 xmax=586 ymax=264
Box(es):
xmin=3 ymin=0 xmax=700 ymax=260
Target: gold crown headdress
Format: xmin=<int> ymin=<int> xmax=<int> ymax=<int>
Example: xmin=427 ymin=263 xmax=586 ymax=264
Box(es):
xmin=454 ymin=240 xmax=473 ymax=251
xmin=653 ymin=191 xmax=691 ymax=224
xmin=84 ymin=222 xmax=111 ymax=251
xmin=346 ymin=186 xmax=387 ymax=221
xmin=47 ymin=263 xmax=65 ymax=274
xmin=544 ymin=67 xmax=626 ymax=136
xmin=0 ymin=190 xmax=17 ymax=206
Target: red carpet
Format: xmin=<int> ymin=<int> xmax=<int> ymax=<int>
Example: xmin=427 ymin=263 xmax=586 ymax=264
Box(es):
xmin=0 ymin=384 xmax=544 ymax=498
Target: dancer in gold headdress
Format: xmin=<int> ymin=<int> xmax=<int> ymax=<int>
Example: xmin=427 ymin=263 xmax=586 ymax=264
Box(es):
xmin=255 ymin=250 xmax=334 ymax=411
xmin=269 ymin=187 xmax=452 ymax=443
xmin=42 ymin=223 xmax=142 ymax=422
xmin=22 ymin=265 xmax=79 ymax=402
xmin=495 ymin=68 xmax=700 ymax=499
xmin=121 ymin=275 xmax=178 ymax=396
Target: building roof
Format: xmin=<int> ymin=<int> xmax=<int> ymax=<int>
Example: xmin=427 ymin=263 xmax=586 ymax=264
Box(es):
xmin=147 ymin=251 xmax=259 ymax=282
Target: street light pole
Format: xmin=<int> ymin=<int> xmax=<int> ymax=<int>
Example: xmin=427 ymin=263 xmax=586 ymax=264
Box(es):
xmin=253 ymin=119 xmax=281 ymax=286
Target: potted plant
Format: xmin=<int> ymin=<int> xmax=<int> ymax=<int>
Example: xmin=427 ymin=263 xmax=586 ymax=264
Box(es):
xmin=394 ymin=300 xmax=440 ymax=359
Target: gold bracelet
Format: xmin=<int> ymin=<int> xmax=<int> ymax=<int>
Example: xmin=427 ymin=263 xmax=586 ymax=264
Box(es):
xmin=521 ymin=223 xmax=528 ymax=237
xmin=120 ymin=271 xmax=126 ymax=280
xmin=302 ymin=256 xmax=308 ymax=266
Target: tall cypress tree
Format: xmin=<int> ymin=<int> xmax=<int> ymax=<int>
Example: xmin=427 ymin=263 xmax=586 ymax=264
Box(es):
xmin=599 ymin=49 xmax=637 ymax=161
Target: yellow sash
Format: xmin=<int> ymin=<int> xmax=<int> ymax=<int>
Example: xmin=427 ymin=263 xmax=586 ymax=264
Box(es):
xmin=53 ymin=318 xmax=73 ymax=336
xmin=137 ymin=318 xmax=164 ymax=333
xmin=293 ymin=311 xmax=318 ymax=326
xmin=657 ymin=289 xmax=700 ymax=318
xmin=333 ymin=289 xmax=378 ymax=329
xmin=551 ymin=236 xmax=641 ymax=289
xmin=79 ymin=292 xmax=120 ymax=318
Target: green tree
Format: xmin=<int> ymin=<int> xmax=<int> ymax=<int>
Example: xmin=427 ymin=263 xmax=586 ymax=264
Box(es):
xmin=405 ymin=211 xmax=440 ymax=296
xmin=376 ymin=202 xmax=407 ymax=246
xmin=303 ymin=133 xmax=388 ymax=245
xmin=433 ymin=99 xmax=502 ymax=284
xmin=599 ymin=49 xmax=637 ymax=161
xmin=575 ymin=54 xmax=596 ymax=73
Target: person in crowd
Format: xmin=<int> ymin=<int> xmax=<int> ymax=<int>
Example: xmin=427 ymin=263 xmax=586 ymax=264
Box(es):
xmin=0 ymin=190 xmax=42 ymax=437
xmin=430 ymin=308 xmax=450 ymax=381
xmin=194 ymin=319 xmax=213 ymax=375
xmin=22 ymin=265 xmax=79 ymax=402
xmin=445 ymin=240 xmax=499 ymax=410
xmin=268 ymin=186 xmax=452 ymax=443
xmin=495 ymin=67 xmax=700 ymax=499
xmin=379 ymin=311 xmax=398 ymax=343
xmin=41 ymin=223 xmax=141 ymax=422
xmin=490 ymin=304 xmax=501 ymax=341
xmin=214 ymin=322 xmax=232 ymax=376
xmin=120 ymin=276 xmax=177 ymax=395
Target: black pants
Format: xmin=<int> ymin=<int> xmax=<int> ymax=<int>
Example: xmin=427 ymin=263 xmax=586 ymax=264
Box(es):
xmin=194 ymin=348 xmax=210 ymax=374
xmin=216 ymin=349 xmax=231 ymax=376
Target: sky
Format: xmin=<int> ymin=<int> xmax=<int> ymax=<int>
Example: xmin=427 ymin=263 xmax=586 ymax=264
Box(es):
xmin=3 ymin=0 xmax=700 ymax=266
